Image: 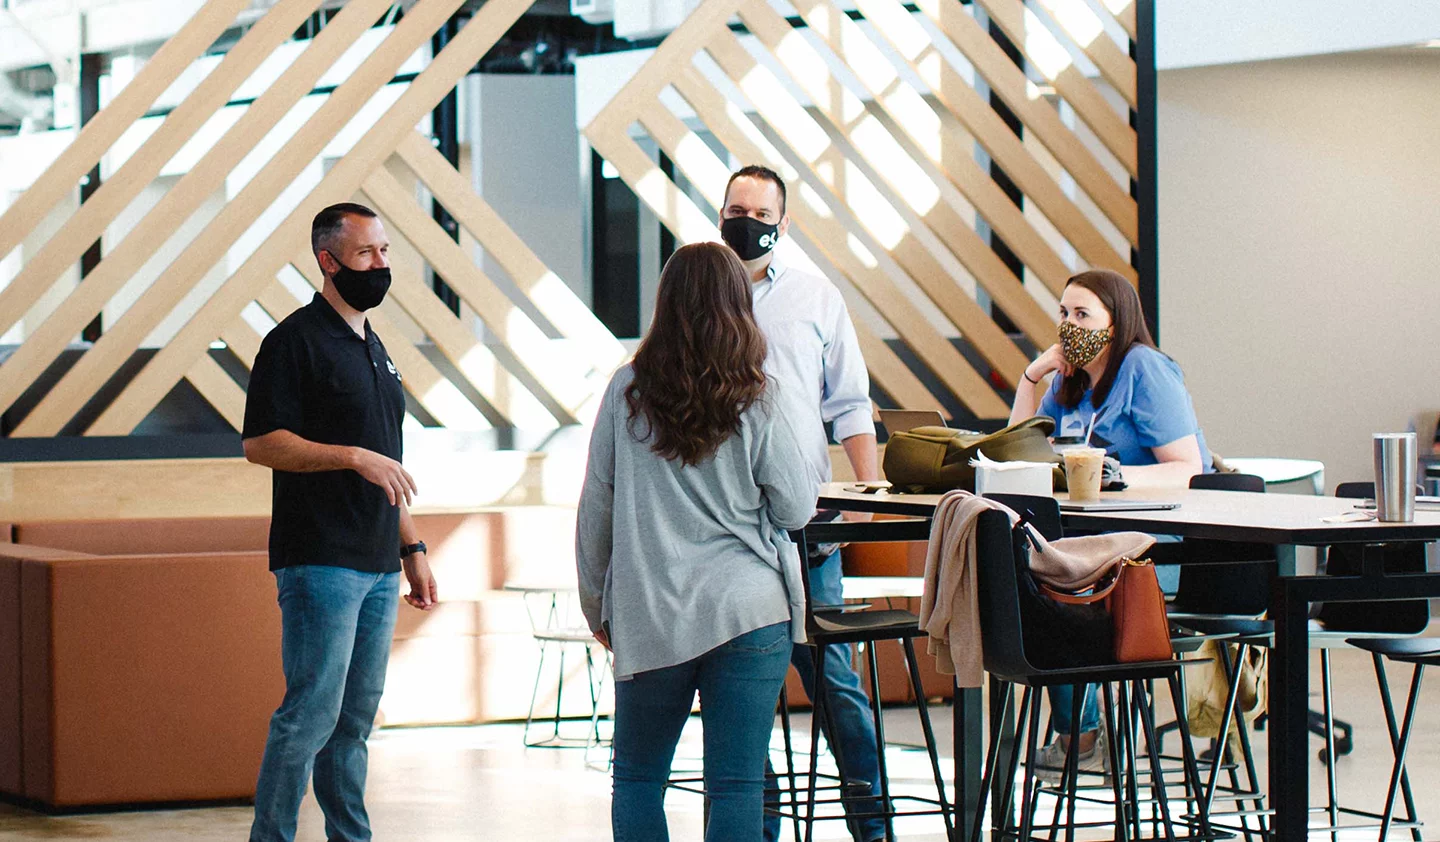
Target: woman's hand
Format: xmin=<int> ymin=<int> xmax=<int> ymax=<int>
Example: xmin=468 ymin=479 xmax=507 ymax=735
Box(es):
xmin=1027 ymin=344 xmax=1071 ymax=383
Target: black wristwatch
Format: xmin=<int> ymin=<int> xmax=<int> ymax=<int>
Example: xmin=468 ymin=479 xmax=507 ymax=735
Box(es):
xmin=400 ymin=541 xmax=427 ymax=559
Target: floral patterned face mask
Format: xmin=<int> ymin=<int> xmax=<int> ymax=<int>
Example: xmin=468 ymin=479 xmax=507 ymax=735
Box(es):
xmin=1058 ymin=320 xmax=1113 ymax=367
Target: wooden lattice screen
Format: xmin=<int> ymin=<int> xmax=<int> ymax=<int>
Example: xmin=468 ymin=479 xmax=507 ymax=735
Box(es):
xmin=0 ymin=0 xmax=625 ymax=441
xmin=585 ymin=0 xmax=1144 ymax=421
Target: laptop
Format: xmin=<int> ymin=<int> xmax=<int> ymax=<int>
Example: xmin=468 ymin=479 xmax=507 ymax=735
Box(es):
xmin=1058 ymin=500 xmax=1181 ymax=513
xmin=879 ymin=409 xmax=946 ymax=436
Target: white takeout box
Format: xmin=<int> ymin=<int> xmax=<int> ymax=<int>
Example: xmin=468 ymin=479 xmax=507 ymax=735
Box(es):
xmin=971 ymin=454 xmax=1055 ymax=497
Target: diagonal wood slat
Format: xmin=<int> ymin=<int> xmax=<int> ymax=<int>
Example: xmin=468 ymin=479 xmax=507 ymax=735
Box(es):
xmin=14 ymin=0 xmax=470 ymax=437
xmin=0 ymin=0 xmax=324 ymax=341
xmin=85 ymin=0 xmax=541 ymax=437
xmin=0 ymin=0 xmax=252 ymax=265
xmin=184 ymin=353 xmax=247 ymax=431
xmin=1027 ymin=0 xmax=1137 ymax=107
xmin=0 ymin=0 xmax=402 ymax=433
xmin=972 ymin=0 xmax=1138 ymax=172
xmin=759 ymin=0 xmax=1074 ymax=299
xmin=393 ymin=132 xmax=629 ymax=375
xmin=917 ymin=0 xmax=1138 ymax=245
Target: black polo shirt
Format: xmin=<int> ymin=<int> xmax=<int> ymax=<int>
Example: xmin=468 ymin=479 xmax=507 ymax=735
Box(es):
xmin=242 ymin=294 xmax=406 ymax=573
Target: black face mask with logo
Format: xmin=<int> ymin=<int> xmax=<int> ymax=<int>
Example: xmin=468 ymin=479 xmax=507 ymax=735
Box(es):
xmin=720 ymin=215 xmax=781 ymax=262
xmin=326 ymin=253 xmax=391 ymax=311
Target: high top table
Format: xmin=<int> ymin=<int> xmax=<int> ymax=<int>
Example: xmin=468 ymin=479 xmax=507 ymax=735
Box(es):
xmin=804 ymin=483 xmax=1440 ymax=842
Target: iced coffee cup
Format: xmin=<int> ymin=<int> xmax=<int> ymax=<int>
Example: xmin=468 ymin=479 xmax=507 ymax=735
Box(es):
xmin=1063 ymin=447 xmax=1107 ymax=503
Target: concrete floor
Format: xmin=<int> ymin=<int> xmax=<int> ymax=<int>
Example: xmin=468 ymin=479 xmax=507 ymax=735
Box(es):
xmin=1 ymin=647 xmax=1437 ymax=841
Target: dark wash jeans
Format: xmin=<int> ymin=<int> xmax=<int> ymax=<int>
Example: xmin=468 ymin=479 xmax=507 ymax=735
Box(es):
xmin=612 ymin=621 xmax=792 ymax=842
xmin=249 ymin=565 xmax=399 ymax=842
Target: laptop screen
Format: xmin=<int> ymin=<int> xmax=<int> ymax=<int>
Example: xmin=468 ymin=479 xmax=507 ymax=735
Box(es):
xmin=878 ymin=409 xmax=946 ymax=436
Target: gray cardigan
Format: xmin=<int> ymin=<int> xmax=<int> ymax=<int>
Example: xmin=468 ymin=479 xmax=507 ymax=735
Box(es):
xmin=575 ymin=366 xmax=819 ymax=680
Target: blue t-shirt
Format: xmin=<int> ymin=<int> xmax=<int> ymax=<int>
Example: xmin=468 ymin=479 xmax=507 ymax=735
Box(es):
xmin=1037 ymin=344 xmax=1209 ymax=469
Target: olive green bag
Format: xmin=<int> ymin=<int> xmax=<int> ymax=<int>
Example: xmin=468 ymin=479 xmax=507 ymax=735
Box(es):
xmin=882 ymin=417 xmax=1060 ymax=493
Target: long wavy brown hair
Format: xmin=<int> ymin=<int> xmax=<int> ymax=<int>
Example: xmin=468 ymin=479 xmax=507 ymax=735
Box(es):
xmin=625 ymin=242 xmax=768 ymax=466
xmin=1057 ymin=269 xmax=1161 ymax=410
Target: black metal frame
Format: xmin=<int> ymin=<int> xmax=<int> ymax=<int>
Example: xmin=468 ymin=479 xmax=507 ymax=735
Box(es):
xmin=1134 ymin=0 xmax=1160 ymax=343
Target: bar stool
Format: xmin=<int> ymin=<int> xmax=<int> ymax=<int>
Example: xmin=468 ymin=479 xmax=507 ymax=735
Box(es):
xmin=971 ymin=505 xmax=1213 ymax=842
xmin=504 ymin=583 xmax=611 ymax=751
xmin=777 ymin=524 xmax=955 ymax=842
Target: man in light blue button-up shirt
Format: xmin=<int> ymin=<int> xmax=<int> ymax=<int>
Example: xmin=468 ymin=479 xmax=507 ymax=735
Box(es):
xmin=720 ymin=166 xmax=890 ymax=842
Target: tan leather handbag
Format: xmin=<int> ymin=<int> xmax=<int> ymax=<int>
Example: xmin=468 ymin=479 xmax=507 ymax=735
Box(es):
xmin=1040 ymin=558 xmax=1173 ymax=664
xmin=882 ymin=416 xmax=1058 ymax=493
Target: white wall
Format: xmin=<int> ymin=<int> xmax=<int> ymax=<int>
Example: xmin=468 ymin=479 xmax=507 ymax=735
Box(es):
xmin=1157 ymin=49 xmax=1440 ymax=486
xmin=1157 ymin=0 xmax=1440 ymax=70
xmin=473 ymin=74 xmax=586 ymax=306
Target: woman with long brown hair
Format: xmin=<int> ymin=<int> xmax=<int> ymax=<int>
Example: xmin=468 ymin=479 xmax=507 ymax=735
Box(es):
xmin=1011 ymin=268 xmax=1208 ymax=486
xmin=576 ymin=242 xmax=818 ymax=841
xmin=1010 ymin=268 xmax=1209 ymax=782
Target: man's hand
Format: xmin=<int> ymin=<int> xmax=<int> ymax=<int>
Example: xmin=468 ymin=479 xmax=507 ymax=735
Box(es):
xmin=402 ymin=552 xmax=437 ymax=610
xmin=351 ymin=448 xmax=417 ymax=506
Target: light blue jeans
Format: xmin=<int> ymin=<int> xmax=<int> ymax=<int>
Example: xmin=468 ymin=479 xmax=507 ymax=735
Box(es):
xmin=765 ymin=550 xmax=887 ymax=842
xmin=249 ymin=565 xmax=400 ymax=842
xmin=1050 ymin=684 xmax=1100 ymax=736
xmin=612 ymin=621 xmax=793 ymax=842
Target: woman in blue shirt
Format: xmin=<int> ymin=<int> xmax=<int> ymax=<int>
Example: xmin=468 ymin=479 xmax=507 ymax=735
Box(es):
xmin=1009 ymin=268 xmax=1209 ymax=782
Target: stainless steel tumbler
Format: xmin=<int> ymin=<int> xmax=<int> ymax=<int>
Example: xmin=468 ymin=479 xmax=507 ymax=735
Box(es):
xmin=1373 ymin=433 xmax=1416 ymax=522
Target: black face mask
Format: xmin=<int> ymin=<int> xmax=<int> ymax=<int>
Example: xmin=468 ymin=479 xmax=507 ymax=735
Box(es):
xmin=720 ymin=215 xmax=781 ymax=262
xmin=326 ymin=253 xmax=391 ymax=311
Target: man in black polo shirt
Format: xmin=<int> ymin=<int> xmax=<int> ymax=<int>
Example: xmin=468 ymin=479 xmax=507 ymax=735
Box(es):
xmin=244 ymin=202 xmax=436 ymax=842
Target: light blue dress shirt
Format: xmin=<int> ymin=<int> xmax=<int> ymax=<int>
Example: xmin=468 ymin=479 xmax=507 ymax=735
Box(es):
xmin=750 ymin=255 xmax=875 ymax=483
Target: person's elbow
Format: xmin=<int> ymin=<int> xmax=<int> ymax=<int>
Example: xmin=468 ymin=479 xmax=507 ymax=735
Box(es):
xmin=770 ymin=491 xmax=819 ymax=531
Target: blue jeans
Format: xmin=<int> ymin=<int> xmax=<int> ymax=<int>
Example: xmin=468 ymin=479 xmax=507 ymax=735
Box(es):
xmin=765 ymin=551 xmax=887 ymax=842
xmin=1049 ymin=684 xmax=1100 ymax=736
xmin=612 ymin=622 xmax=792 ymax=842
xmin=250 ymin=565 xmax=400 ymax=842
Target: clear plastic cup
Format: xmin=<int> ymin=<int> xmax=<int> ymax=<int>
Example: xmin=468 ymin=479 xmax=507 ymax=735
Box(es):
xmin=1064 ymin=447 xmax=1107 ymax=502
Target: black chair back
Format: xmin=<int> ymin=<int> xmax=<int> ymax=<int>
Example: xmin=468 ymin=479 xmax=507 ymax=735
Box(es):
xmin=1171 ymin=473 xmax=1274 ymax=615
xmin=1190 ymin=472 xmax=1266 ymax=494
xmin=1315 ymin=483 xmax=1431 ymax=634
xmin=974 ymin=508 xmax=1040 ymax=680
xmin=983 ymin=493 xmax=1063 ymax=541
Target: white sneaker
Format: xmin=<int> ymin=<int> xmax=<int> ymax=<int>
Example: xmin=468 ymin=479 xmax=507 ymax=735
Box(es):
xmin=1033 ymin=726 xmax=1111 ymax=785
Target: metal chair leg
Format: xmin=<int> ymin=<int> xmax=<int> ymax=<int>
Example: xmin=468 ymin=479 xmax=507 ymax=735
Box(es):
xmin=778 ymin=684 xmax=802 ymax=842
xmin=1101 ymin=683 xmax=1130 ymax=842
xmin=804 ymin=646 xmax=827 ymax=842
xmin=1372 ymin=654 xmax=1425 ymax=842
xmin=1321 ymin=649 xmax=1339 ymax=842
xmin=864 ymin=643 xmax=895 ymax=842
xmin=1380 ymin=664 xmax=1426 ymax=841
xmin=993 ymin=686 xmax=1030 ymax=842
xmin=973 ymin=683 xmax=1016 ymax=842
xmin=901 ymin=637 xmax=954 ymax=838
xmin=1135 ymin=680 xmax=1177 ymax=842
xmin=1017 ymin=688 xmax=1045 ymax=842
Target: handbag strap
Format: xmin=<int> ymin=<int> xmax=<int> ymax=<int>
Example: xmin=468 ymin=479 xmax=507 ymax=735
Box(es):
xmin=1036 ymin=557 xmax=1152 ymax=605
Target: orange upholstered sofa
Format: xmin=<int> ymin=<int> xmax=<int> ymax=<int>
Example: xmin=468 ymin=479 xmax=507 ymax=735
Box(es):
xmin=0 ymin=509 xmax=587 ymax=808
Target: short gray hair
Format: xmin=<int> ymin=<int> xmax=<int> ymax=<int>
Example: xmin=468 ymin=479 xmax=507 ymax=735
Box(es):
xmin=311 ymin=202 xmax=377 ymax=257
